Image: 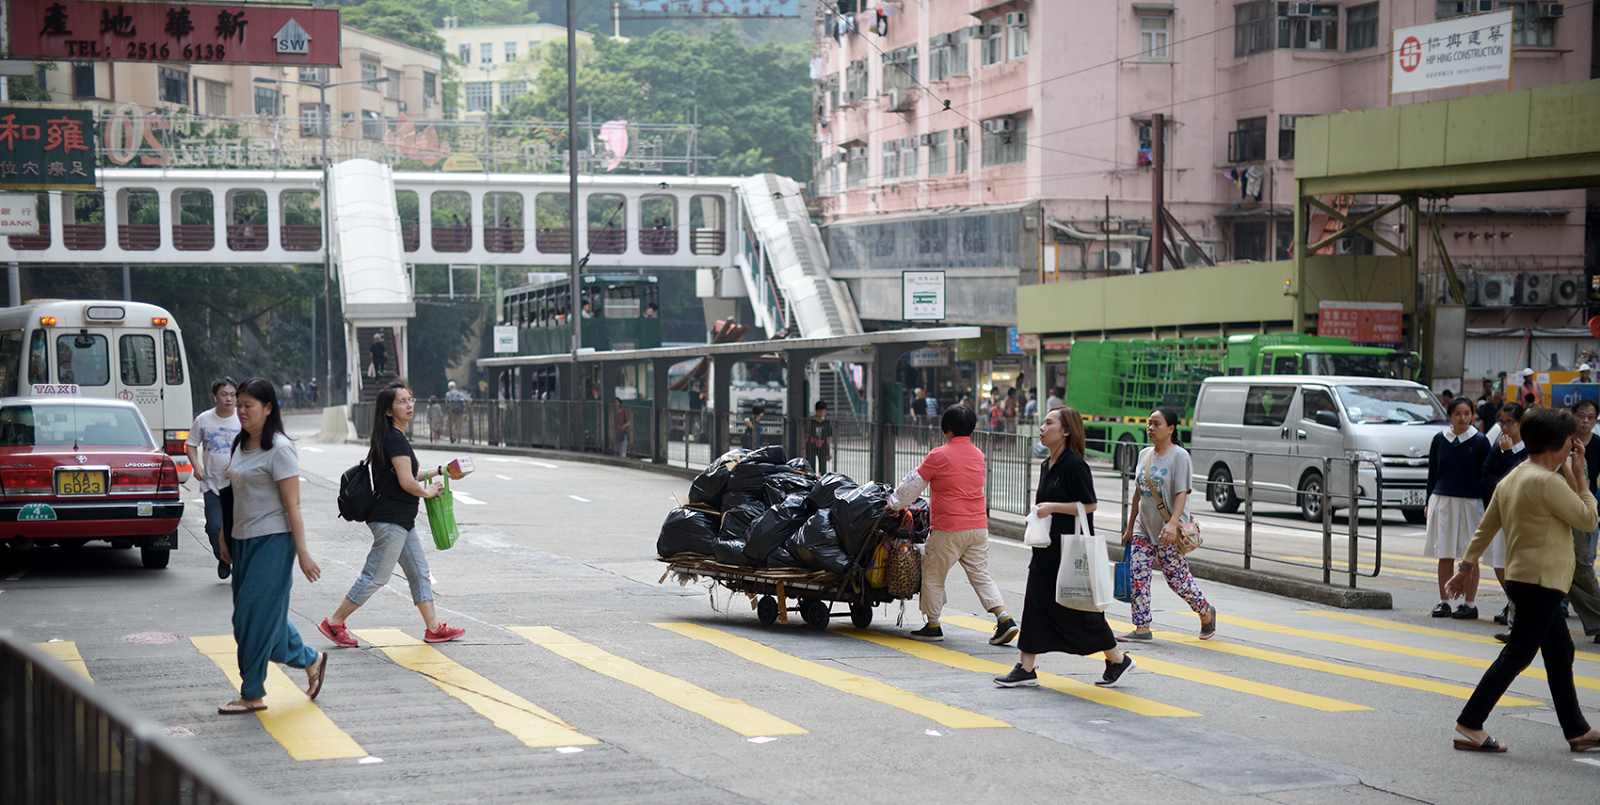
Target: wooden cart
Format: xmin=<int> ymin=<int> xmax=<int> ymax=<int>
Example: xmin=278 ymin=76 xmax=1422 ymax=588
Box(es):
xmin=657 ymin=554 xmax=904 ymax=630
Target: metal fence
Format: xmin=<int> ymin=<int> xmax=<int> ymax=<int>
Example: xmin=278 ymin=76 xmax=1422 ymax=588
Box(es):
xmin=0 ymin=633 xmax=270 ymax=805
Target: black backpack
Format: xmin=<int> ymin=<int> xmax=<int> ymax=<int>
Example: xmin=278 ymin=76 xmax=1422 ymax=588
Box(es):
xmin=337 ymin=460 xmax=379 ymax=522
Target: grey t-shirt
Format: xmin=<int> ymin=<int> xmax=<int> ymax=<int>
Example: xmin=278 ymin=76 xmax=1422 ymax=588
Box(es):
xmin=1133 ymin=445 xmax=1194 ymax=541
xmin=226 ymin=437 xmax=299 ymax=540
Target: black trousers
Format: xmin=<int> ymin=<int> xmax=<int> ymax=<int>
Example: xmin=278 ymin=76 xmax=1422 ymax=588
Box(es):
xmin=1457 ymin=580 xmax=1591 ymax=739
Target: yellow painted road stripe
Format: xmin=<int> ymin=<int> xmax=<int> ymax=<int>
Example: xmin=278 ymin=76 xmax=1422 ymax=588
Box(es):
xmin=1302 ymin=611 xmax=1600 ymax=667
xmin=191 ymin=636 xmax=365 ymax=761
xmin=941 ymin=616 xmax=1368 ymax=712
xmin=510 ymin=626 xmax=805 ymax=737
xmin=35 ymin=641 xmax=92 ymax=682
xmin=839 ymin=625 xmax=1197 ymax=718
xmin=1103 ymin=618 xmax=1538 ymax=706
xmin=1273 ymin=556 xmax=1438 ymax=581
xmin=654 ymin=622 xmax=1009 ymax=729
xmin=1220 ymin=614 xmax=1600 ymax=693
xmin=354 ymin=628 xmax=598 ymax=749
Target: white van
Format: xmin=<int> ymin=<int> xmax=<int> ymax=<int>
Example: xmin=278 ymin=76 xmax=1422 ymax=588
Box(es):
xmin=1189 ymin=375 xmax=1442 ymax=524
xmin=0 ymin=301 xmax=194 ymax=477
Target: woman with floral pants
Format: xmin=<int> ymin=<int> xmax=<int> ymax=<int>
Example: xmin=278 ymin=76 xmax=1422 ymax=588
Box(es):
xmin=1118 ymin=408 xmax=1217 ymax=642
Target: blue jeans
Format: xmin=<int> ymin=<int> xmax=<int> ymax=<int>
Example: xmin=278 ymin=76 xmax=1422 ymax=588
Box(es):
xmin=203 ymin=490 xmax=224 ymax=560
xmin=345 ymin=521 xmax=433 ymax=607
xmin=230 ymin=532 xmax=317 ymax=700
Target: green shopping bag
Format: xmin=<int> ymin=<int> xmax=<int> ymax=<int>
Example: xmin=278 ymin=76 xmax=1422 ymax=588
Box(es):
xmin=425 ymin=475 xmax=460 ymax=550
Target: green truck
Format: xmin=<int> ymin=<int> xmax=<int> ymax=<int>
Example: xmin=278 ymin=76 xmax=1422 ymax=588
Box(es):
xmin=1065 ymin=334 xmax=1418 ymax=470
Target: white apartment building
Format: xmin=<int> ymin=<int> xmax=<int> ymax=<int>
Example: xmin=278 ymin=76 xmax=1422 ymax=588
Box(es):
xmin=436 ymin=22 xmax=599 ymax=117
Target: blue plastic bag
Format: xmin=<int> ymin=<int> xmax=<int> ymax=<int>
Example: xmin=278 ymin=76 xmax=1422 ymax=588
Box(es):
xmin=1114 ymin=543 xmax=1134 ymax=604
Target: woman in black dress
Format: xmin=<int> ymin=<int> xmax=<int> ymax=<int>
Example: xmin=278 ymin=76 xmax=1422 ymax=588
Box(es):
xmin=994 ymin=406 xmax=1137 ymax=689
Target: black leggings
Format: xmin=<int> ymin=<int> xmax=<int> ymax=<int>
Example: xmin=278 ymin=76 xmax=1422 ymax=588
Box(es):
xmin=1457 ymin=580 xmax=1592 ymax=739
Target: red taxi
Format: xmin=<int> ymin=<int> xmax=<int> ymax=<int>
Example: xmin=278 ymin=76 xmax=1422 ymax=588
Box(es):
xmin=0 ymin=398 xmax=183 ymax=568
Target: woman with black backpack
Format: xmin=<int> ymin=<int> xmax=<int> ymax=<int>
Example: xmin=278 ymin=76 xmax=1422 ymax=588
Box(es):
xmin=319 ymin=379 xmax=465 ymax=649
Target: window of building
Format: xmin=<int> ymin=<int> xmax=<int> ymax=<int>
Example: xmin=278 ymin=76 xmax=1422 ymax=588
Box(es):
xmin=465 ymin=82 xmax=492 ymax=112
xmin=300 ymin=103 xmax=329 ymax=137
xmin=71 ymin=63 xmax=94 ymax=98
xmin=846 ymin=147 xmax=868 ymax=187
xmin=955 ymin=128 xmax=970 ymax=172
xmin=1140 ymin=16 xmax=1170 ymax=59
xmin=1436 ymin=0 xmax=1495 ymax=18
xmin=980 ymin=117 xmax=1026 ymax=166
xmin=981 ymin=22 xmax=1005 ymax=66
xmin=361 ymin=60 xmax=379 ymax=82
xmin=481 ymin=43 xmax=493 ymax=63
xmin=254 ymin=86 xmax=277 ymax=116
xmin=500 ymin=81 xmax=527 ymax=105
xmin=1274 ymin=222 xmax=1295 ymax=260
xmin=505 ymin=42 xmax=517 ymax=61
xmin=1278 ymin=4 xmax=1339 ymax=50
xmin=881 ymin=46 xmax=918 ymax=91
xmin=1007 ymin=14 xmax=1029 ymax=60
xmin=1234 ymin=1 xmax=1274 ymax=56
xmin=423 ymin=71 xmax=438 ymax=108
xmin=901 ymin=137 xmax=917 ymax=178
xmin=361 ymin=109 xmax=384 ymax=140
xmin=1278 ymin=114 xmax=1307 ymax=159
xmin=1346 ymin=3 xmax=1380 ymax=51
xmin=927 ymin=131 xmax=949 ymax=176
xmin=844 ymin=59 xmax=868 ymax=103
xmin=157 ymin=67 xmax=188 ymax=105
xmin=882 ymin=140 xmax=899 ymax=181
xmin=1503 ymin=2 xmax=1556 ymax=46
xmin=458 ymin=43 xmax=471 ymax=63
xmin=1234 ymin=222 xmax=1269 ymax=262
xmin=299 ymin=66 xmax=328 ymax=83
xmin=203 ymin=79 xmax=226 ymax=117
xmin=1228 ymin=116 xmax=1267 ymax=162
xmin=929 ymin=29 xmax=969 ymax=80
xmin=385 ymin=69 xmax=401 ymax=98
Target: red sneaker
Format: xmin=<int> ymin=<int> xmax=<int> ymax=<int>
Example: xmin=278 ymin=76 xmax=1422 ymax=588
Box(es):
xmin=318 ymin=618 xmax=358 ymax=648
xmin=424 ymin=622 xmax=465 ymax=643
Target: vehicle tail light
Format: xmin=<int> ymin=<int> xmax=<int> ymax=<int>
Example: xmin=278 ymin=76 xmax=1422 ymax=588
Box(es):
xmin=159 ymin=459 xmax=179 ymax=494
xmin=1 ymin=468 xmax=53 ymax=497
xmin=163 ymin=429 xmax=188 ymax=455
xmin=111 ymin=468 xmax=160 ymax=494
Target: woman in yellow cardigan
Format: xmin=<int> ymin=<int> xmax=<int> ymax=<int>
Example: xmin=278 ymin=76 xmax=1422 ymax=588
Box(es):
xmin=1447 ymin=406 xmax=1600 ymax=754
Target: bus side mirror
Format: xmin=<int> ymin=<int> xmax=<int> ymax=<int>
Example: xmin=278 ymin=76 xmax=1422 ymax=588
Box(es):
xmin=1315 ymin=410 xmax=1340 ymax=428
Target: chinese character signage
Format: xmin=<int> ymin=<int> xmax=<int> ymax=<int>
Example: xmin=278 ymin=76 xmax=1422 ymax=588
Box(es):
xmin=0 ymin=194 xmax=40 ymax=233
xmin=618 ymin=1 xmax=801 ymax=17
xmin=902 ymin=270 xmax=945 ymax=322
xmin=0 ymin=107 xmax=96 ymax=190
xmin=1318 ymin=301 xmax=1404 ymax=348
xmin=1391 ymin=10 xmax=1512 ymax=95
xmin=7 ymin=1 xmax=340 ymax=66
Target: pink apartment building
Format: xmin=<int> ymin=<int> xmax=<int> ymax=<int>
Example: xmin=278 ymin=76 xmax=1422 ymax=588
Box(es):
xmin=812 ymin=0 xmax=1595 ymax=336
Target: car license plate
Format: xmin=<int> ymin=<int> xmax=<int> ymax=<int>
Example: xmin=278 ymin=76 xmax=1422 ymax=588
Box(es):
xmin=1401 ymin=490 xmax=1426 ymax=507
xmin=56 ymin=470 xmax=106 ymax=496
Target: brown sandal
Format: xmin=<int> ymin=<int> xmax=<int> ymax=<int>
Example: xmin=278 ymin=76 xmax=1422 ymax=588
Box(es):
xmin=305 ymin=652 xmax=328 ymax=700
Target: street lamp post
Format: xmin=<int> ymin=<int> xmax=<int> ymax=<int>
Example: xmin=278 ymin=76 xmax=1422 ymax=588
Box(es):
xmin=254 ymin=74 xmax=389 ymax=404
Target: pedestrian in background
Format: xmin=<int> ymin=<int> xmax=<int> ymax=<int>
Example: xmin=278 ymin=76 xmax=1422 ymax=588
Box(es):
xmin=446 ymin=380 xmax=471 ymax=443
xmin=216 ymin=378 xmax=325 ymax=715
xmin=742 ymin=402 xmax=764 ymax=449
xmin=1567 ymin=398 xmax=1600 ymax=645
xmin=805 ymin=400 xmax=832 ymax=475
xmin=1475 ymin=401 xmax=1528 ymax=625
xmin=426 ymin=397 xmax=445 ymax=443
xmin=1519 ymin=368 xmax=1542 ymax=408
xmin=370 ymin=333 xmax=387 ymax=377
xmin=889 ymin=404 xmax=1017 ymax=646
xmin=1476 ymin=380 xmax=1502 ymax=434
xmin=994 ymin=406 xmax=1135 ymax=689
xmin=1446 ymin=407 xmax=1600 ymax=754
xmin=614 ymin=397 xmax=631 ymax=457
xmin=1119 ymin=408 xmax=1217 ymax=642
xmin=186 ymin=376 xmax=240 ymax=580
xmin=319 ymin=380 xmax=465 ymax=650
xmin=1425 ymin=397 xmax=1491 ymax=620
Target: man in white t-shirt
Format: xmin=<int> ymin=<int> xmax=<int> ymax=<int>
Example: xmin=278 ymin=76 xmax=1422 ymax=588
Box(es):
xmin=186 ymin=377 xmax=241 ymax=580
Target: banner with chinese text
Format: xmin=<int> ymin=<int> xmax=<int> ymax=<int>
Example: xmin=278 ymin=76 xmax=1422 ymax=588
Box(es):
xmin=0 ymin=108 xmax=96 ymax=190
xmin=1317 ymin=301 xmax=1404 ymax=348
xmin=1391 ymin=10 xmax=1512 ymax=95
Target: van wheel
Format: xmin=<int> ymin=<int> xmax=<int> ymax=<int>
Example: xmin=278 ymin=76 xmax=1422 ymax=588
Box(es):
xmin=1208 ymin=465 xmax=1240 ymax=513
xmin=140 ymin=547 xmax=170 ymax=569
xmin=1298 ymin=472 xmax=1326 ymax=523
xmin=1114 ymin=436 xmax=1138 ymax=473
xmin=1402 ymin=508 xmax=1427 ymax=525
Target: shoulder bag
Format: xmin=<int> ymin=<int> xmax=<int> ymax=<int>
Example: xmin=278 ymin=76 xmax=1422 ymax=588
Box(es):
xmin=1141 ymin=450 xmax=1203 ymax=554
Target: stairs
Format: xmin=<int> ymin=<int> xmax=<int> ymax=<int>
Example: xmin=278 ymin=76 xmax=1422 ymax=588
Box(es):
xmin=816 ymin=362 xmax=867 ymax=420
xmin=356 ymin=325 xmax=400 ymax=403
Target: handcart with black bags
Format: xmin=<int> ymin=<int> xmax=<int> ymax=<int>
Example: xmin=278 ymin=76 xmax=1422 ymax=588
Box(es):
xmin=656 ymin=446 xmax=929 ymax=631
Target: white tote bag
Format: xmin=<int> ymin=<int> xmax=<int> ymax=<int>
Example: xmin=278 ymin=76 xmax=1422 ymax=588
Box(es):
xmin=1022 ymin=510 xmax=1052 ymax=547
xmin=1055 ymin=502 xmax=1114 ymax=612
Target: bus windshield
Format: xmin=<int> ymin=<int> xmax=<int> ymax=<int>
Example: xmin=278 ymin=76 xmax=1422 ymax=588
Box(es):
xmin=1305 ymin=352 xmax=1406 ymax=379
xmin=1335 ymin=384 xmax=1446 ymax=425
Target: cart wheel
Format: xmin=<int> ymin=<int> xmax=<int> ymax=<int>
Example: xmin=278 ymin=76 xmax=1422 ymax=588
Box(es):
xmin=801 ymin=599 xmax=830 ymax=631
xmin=849 ymin=602 xmax=873 ymax=629
xmin=756 ymin=596 xmax=780 ymax=626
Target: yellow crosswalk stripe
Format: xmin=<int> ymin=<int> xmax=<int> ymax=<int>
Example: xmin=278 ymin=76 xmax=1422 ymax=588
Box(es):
xmin=1301 ymin=611 xmax=1600 ymax=667
xmin=1103 ymin=618 xmax=1539 ymax=706
xmin=942 ymin=616 xmax=1368 ymax=712
xmin=510 ymin=626 xmax=805 ymax=737
xmin=839 ymin=624 xmax=1197 ymax=718
xmin=191 ymin=636 xmax=366 ymax=761
xmin=1219 ymin=614 xmax=1600 ymax=693
xmin=354 ymin=629 xmax=598 ymax=749
xmin=34 ymin=641 xmax=92 ymax=682
xmin=654 ymin=622 xmax=1010 ymax=729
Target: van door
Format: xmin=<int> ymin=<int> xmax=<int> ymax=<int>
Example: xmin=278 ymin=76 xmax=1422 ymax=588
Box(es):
xmin=115 ymin=331 xmax=164 ymax=439
xmin=1241 ymin=383 xmax=1296 ymax=504
xmin=1296 ymin=385 xmax=1348 ymax=501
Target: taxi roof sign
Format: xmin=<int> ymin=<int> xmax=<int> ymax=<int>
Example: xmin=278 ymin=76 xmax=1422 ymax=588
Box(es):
xmin=32 ymin=383 xmax=79 ymax=396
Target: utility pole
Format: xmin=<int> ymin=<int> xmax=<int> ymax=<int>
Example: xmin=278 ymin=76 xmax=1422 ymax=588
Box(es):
xmin=1149 ymin=112 xmax=1165 ymax=272
xmin=567 ymin=0 xmax=582 ymax=359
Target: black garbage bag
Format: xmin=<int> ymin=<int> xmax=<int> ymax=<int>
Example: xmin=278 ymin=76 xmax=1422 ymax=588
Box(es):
xmin=809 ymin=472 xmax=858 ymax=508
xmin=789 ymin=509 xmax=852 ymax=574
xmin=832 ymin=481 xmax=894 ymax=559
xmin=744 ymin=493 xmax=816 ymax=565
xmin=767 ymin=542 xmax=810 ymax=569
xmin=744 ymin=445 xmax=788 ymax=465
xmin=786 ymin=457 xmax=813 ymax=476
xmin=713 ymin=537 xmax=752 ymax=566
xmin=762 ymin=470 xmax=816 ymax=507
xmin=688 ymin=448 xmax=750 ymax=509
xmin=719 ymin=501 xmax=765 ymax=544
xmin=725 ymin=461 xmax=783 ymax=510
xmin=656 ymin=508 xmax=719 ymax=558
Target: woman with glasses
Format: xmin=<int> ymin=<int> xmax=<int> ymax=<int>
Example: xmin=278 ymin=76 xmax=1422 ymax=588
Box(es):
xmin=1426 ymin=397 xmax=1491 ymax=620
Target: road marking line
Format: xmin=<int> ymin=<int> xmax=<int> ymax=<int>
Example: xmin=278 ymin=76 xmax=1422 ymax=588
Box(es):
xmin=495 ymin=474 xmax=513 ymax=480
xmin=839 ymin=626 xmax=1196 ymax=718
xmin=510 ymin=626 xmax=805 ymax=737
xmin=1272 ymin=556 xmax=1438 ymax=580
xmin=655 ymin=622 xmax=1010 ymax=729
xmin=190 ymin=636 xmax=366 ymax=761
xmin=353 ymin=629 xmax=598 ymax=749
xmin=1301 ymin=611 xmax=1600 ymax=667
xmin=1220 ymin=614 xmax=1600 ymax=692
xmin=452 ymin=492 xmax=487 ymax=506
xmin=524 ymin=460 xmax=559 ymax=469
xmin=1576 ymin=757 xmax=1600 ymax=769
xmin=483 ymin=457 xmax=519 ymax=463
xmin=1103 ymin=618 xmax=1538 ymax=706
xmin=6 ymin=570 xmax=25 ymax=581
xmin=302 ymin=446 xmax=324 ymax=453
xmin=569 ymin=495 xmax=590 ymax=503
xmin=941 ymin=616 xmax=1369 ymax=712
xmin=35 ymin=641 xmax=92 ymax=682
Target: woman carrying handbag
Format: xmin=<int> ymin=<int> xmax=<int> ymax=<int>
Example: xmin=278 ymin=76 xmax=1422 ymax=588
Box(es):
xmin=1119 ymin=408 xmax=1217 ymax=642
xmin=995 ymin=407 xmax=1135 ymax=688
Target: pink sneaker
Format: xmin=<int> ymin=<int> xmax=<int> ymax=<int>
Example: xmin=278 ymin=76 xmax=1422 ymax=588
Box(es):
xmin=424 ymin=622 xmax=465 ymax=643
xmin=318 ymin=618 xmax=358 ymax=648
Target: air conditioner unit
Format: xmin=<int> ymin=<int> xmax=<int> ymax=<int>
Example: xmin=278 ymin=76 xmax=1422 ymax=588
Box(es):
xmin=1517 ymin=272 xmax=1551 ymax=306
xmin=1286 ymin=2 xmax=1314 ymax=16
xmin=919 ymin=133 xmax=935 ymax=146
xmin=953 ymin=126 xmax=969 ymax=141
xmin=423 ymin=96 xmax=435 ymax=108
xmin=398 ymin=100 xmax=408 ymax=111
xmin=1540 ymin=2 xmax=1564 ymax=17
xmin=1476 ymin=273 xmax=1516 ymax=306
xmin=1448 ymin=275 xmax=1479 ymax=305
xmin=1280 ymin=115 xmax=1298 ymax=130
xmin=881 ymin=52 xmax=896 ymax=65
xmin=1099 ymin=248 xmax=1134 ymax=271
xmin=965 ymin=25 xmax=981 ymax=38
xmin=934 ymin=32 xmax=954 ymax=46
xmin=893 ymin=50 xmax=910 ymax=63
xmin=1553 ymin=272 xmax=1585 ymax=306
xmin=1334 ymin=237 xmax=1358 ymax=255
xmin=982 ymin=118 xmax=1014 ymax=134
xmin=1102 ymin=218 xmax=1123 ymax=233
xmin=848 ymin=147 xmax=867 ymax=160
xmin=1180 ymin=242 xmax=1215 ymax=266
xmin=1006 ymin=11 xmax=1028 ymax=27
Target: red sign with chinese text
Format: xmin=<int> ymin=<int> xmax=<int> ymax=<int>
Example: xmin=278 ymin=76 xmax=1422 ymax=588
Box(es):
xmin=6 ymin=1 xmax=340 ymax=66
xmin=1317 ymin=301 xmax=1404 ymax=348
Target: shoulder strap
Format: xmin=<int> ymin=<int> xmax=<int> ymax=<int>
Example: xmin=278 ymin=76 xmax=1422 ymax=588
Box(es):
xmin=1142 ymin=449 xmax=1175 ymax=523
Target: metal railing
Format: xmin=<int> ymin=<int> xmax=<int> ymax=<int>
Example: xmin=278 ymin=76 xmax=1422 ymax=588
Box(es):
xmin=0 ymin=632 xmax=270 ymax=805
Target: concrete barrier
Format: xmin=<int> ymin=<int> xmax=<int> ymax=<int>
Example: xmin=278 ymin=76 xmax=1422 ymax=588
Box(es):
xmin=317 ymin=406 xmax=353 ymax=444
